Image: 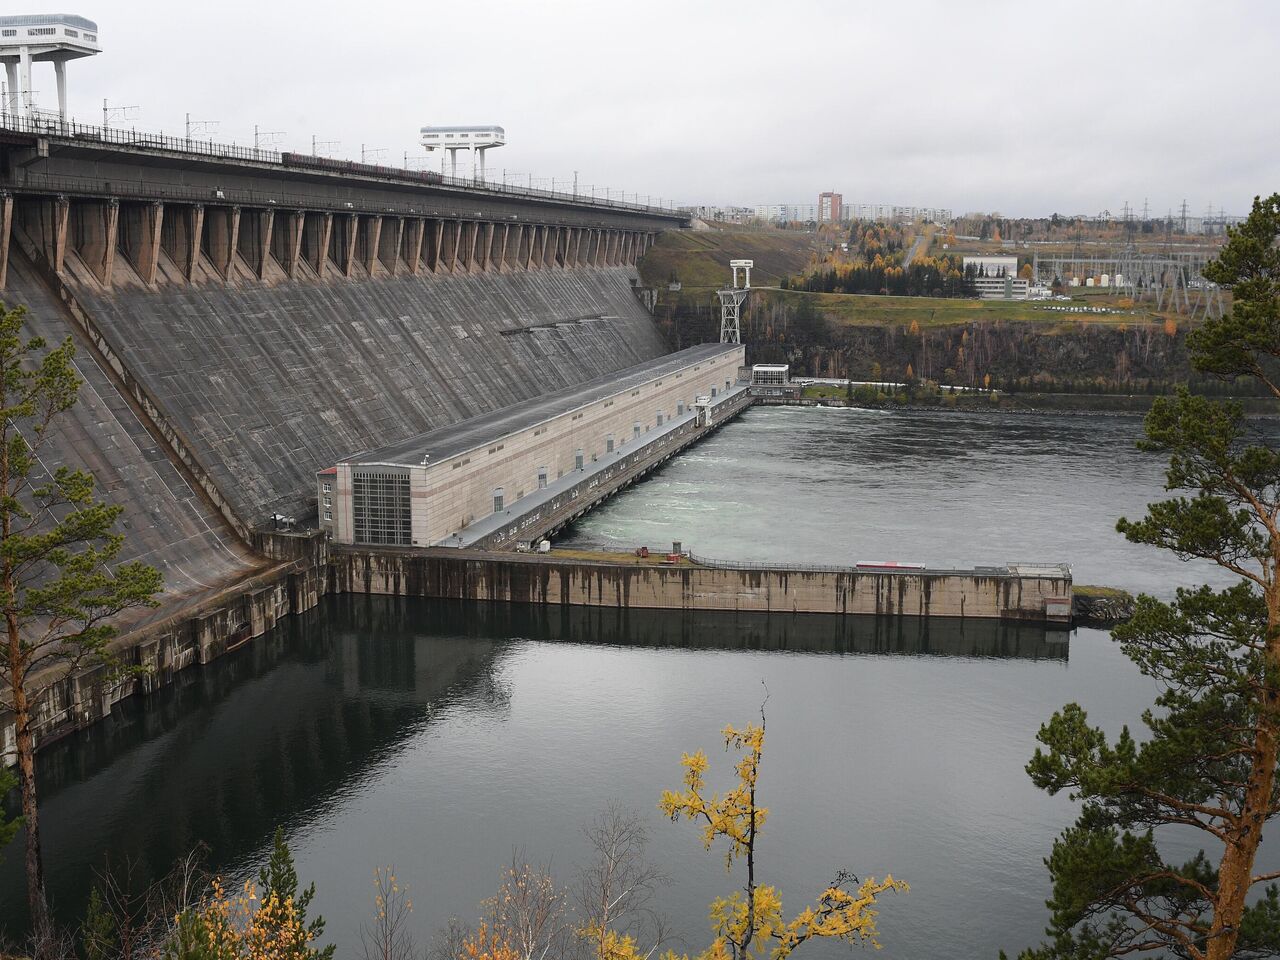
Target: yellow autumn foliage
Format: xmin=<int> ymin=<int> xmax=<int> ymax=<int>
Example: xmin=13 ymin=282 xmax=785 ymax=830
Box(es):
xmin=463 ymin=922 xmax=520 ymax=960
xmin=171 ymin=878 xmax=318 ymax=960
xmin=654 ymin=721 xmax=906 ymax=960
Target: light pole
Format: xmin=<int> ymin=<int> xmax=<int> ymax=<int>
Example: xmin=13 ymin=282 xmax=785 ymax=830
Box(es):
xmin=254 ymin=124 xmax=284 ymax=155
xmin=186 ymin=112 xmax=217 ymax=143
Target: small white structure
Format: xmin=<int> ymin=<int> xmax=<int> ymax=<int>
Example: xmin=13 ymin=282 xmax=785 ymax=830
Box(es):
xmin=751 ymin=364 xmax=789 ymax=387
xmin=419 ymin=124 xmax=505 ymax=179
xmin=749 ymin=364 xmax=798 ymax=398
xmin=0 ymin=14 xmax=100 ymax=121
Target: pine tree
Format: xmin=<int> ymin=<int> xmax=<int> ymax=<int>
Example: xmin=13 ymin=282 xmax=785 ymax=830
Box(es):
xmin=1011 ymin=193 xmax=1280 ymax=960
xmin=80 ymin=885 xmax=117 ymax=960
xmin=257 ymin=827 xmax=335 ymax=959
xmin=0 ymin=302 xmax=162 ymax=940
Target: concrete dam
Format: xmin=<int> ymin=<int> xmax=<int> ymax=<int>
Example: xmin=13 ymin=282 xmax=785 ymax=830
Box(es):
xmin=1 ymin=122 xmax=676 ymax=601
xmin=0 ymin=121 xmax=1071 ymax=754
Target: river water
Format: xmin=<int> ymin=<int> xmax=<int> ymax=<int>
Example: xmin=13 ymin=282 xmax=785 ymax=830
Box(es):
xmin=0 ymin=407 xmax=1255 ymax=958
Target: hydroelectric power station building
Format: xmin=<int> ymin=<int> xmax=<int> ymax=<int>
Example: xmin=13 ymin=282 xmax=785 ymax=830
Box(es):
xmin=319 ymin=343 xmax=746 ymax=548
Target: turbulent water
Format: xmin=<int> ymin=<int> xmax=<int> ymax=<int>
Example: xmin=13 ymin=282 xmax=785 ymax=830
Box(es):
xmin=558 ymin=405 xmax=1231 ymax=596
xmin=0 ymin=407 xmax=1255 ymax=958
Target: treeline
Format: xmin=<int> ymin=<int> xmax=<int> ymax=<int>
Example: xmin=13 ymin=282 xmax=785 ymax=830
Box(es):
xmin=781 ymin=258 xmax=975 ymax=297
xmin=780 ymin=222 xmax=977 ymax=297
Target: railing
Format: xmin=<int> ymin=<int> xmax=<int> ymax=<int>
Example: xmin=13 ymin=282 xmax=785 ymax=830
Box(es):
xmin=0 ymin=110 xmax=283 ymax=163
xmin=0 ymin=112 xmax=685 ymax=220
xmin=684 ymin=552 xmax=1071 ymax=579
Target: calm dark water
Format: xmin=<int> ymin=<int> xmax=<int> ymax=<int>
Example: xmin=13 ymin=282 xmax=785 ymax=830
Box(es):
xmin=0 ymin=408 xmax=1255 ymax=958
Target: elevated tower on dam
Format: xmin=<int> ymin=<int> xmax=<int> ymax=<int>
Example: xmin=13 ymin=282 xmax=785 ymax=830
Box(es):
xmin=0 ymin=13 xmax=100 ymax=121
xmin=717 ymin=258 xmax=752 ymax=344
xmin=420 ymin=124 xmax=505 ymax=179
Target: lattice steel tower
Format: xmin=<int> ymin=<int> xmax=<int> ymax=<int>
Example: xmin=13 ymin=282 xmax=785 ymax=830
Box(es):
xmin=718 ymin=259 xmax=753 ymax=344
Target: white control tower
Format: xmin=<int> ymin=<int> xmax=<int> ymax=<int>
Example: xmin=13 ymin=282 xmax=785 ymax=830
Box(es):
xmin=419 ymin=124 xmax=505 ymax=180
xmin=0 ymin=14 xmax=100 ymax=121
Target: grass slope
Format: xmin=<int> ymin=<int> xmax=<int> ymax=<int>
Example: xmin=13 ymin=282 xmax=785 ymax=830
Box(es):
xmin=639 ymin=228 xmax=819 ymax=292
xmin=761 ymin=288 xmax=1173 ymax=330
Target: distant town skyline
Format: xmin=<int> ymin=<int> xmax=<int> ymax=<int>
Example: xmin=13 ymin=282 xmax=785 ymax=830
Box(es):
xmin=9 ymin=0 xmax=1277 ymax=217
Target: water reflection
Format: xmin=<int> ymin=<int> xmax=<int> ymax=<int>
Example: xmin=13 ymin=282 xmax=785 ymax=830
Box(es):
xmin=419 ymin=598 xmax=1069 ymax=660
xmin=1 ymin=595 xmax=1063 ymax=935
xmin=0 ymin=598 xmax=508 ymax=934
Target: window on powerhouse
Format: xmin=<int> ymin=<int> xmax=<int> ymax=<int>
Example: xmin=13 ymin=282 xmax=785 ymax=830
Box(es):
xmin=351 ymin=471 xmax=412 ymax=545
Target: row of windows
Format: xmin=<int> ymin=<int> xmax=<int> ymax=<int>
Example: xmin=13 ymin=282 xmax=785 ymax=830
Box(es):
xmin=1 ymin=26 xmax=92 ymax=38
xmin=352 ymin=471 xmax=412 ymax=546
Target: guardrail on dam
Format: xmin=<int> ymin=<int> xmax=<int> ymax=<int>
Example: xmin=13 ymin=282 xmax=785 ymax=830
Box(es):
xmin=0 ymin=119 xmax=683 ymax=291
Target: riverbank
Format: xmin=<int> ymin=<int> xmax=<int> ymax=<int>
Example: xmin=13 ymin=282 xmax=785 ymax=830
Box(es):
xmin=1072 ymin=584 xmax=1137 ymax=626
xmin=784 ymin=387 xmax=1279 ymax=416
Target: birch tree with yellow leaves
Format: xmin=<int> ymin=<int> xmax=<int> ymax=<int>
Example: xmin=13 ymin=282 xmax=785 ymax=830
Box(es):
xmin=654 ymin=714 xmax=906 ymax=960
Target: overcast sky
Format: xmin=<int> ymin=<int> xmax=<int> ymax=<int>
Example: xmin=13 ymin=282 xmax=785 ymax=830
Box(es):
xmin=17 ymin=0 xmax=1280 ymax=217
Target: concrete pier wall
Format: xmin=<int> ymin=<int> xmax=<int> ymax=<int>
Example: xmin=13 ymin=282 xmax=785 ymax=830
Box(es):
xmin=330 ymin=551 xmax=1072 ymax=623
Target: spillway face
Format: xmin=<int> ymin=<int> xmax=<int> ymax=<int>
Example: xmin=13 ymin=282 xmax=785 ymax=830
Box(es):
xmin=62 ymin=264 xmax=668 ymax=523
xmin=0 ymin=252 xmax=261 ymax=620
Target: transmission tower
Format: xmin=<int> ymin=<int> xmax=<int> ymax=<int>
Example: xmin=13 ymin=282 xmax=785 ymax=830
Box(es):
xmin=717 ymin=259 xmax=753 ymax=344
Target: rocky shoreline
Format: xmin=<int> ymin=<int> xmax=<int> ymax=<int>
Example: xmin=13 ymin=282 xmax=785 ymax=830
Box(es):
xmin=1072 ymin=586 xmax=1137 ymax=627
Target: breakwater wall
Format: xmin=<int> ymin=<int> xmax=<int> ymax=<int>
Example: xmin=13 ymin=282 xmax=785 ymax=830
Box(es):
xmin=330 ymin=551 xmax=1072 ymax=623
xmin=3 ymin=534 xmax=1070 ymax=759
